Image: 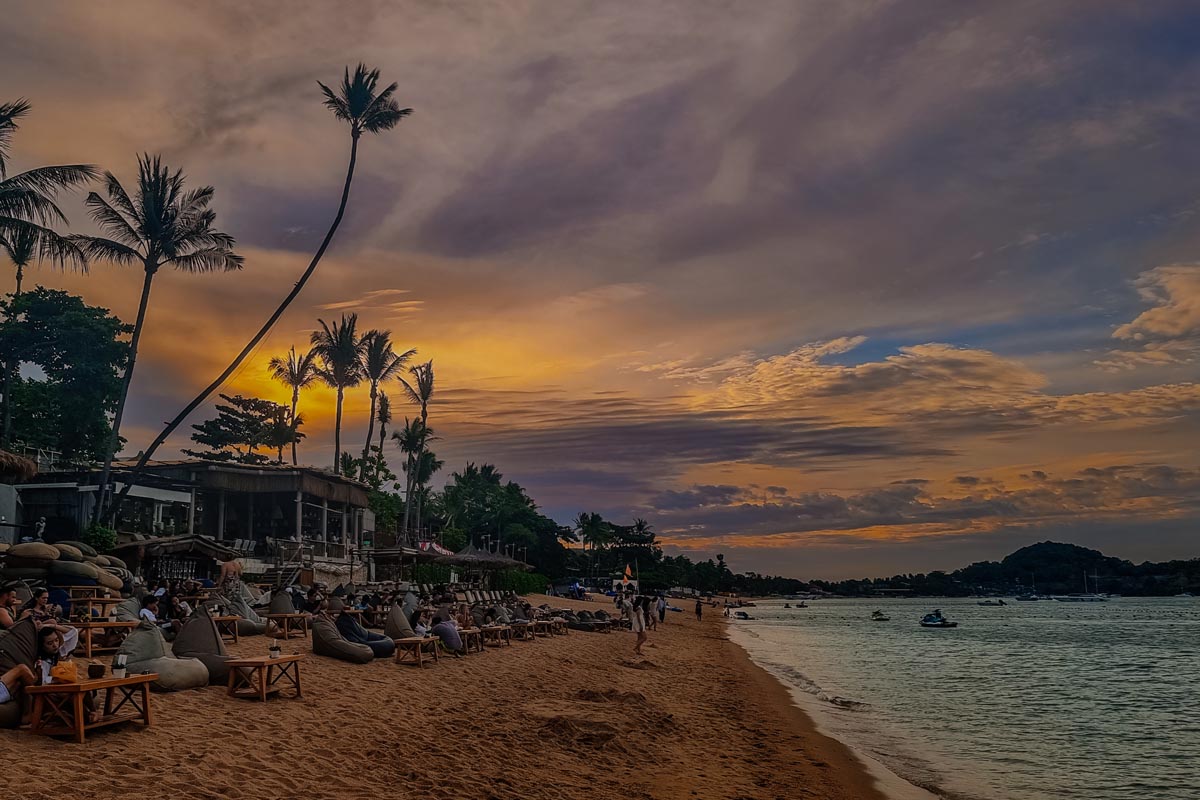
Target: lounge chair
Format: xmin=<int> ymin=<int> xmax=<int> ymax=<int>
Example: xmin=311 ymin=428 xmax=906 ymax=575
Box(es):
xmin=172 ymin=606 xmax=235 ymax=684
xmin=311 ymin=615 xmax=373 ymax=663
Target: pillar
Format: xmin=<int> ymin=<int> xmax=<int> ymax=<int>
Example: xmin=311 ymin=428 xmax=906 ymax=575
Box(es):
xmin=293 ymin=490 xmax=303 ymax=542
xmin=217 ymin=491 xmax=226 ymax=541
xmin=321 ymin=498 xmax=328 ymax=542
xmin=247 ymin=493 xmax=254 ymax=538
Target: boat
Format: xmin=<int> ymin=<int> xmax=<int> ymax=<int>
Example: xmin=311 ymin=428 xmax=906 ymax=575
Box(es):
xmin=1014 ymin=594 xmax=1040 ymax=601
xmin=870 ymin=610 xmax=889 ymax=622
xmin=977 ymin=599 xmax=1007 ymax=606
xmin=919 ymin=610 xmax=957 ymax=628
xmin=1052 ymin=571 xmax=1109 ymax=602
xmin=1176 ymin=592 xmax=1194 ymax=598
xmin=784 ymin=603 xmax=792 ymax=608
xmin=795 ymin=601 xmax=808 ymax=608
xmin=733 ymin=611 xmax=755 ymax=620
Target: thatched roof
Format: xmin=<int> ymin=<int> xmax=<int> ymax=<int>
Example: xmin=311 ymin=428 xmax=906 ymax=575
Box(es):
xmin=436 ymin=543 xmax=531 ymax=571
xmin=0 ymin=450 xmax=37 ymax=483
xmin=112 ymin=534 xmax=240 ymax=560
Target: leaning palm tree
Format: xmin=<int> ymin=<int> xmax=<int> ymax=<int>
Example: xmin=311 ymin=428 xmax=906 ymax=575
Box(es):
xmin=399 ymin=360 xmax=434 ymax=530
xmin=358 ymin=329 xmax=415 ymax=480
xmin=268 ymin=346 xmax=319 ymax=465
xmin=310 ymin=313 xmax=366 ymax=474
xmin=72 ymin=154 xmax=243 ymax=523
xmin=110 ymin=66 xmax=410 ymax=514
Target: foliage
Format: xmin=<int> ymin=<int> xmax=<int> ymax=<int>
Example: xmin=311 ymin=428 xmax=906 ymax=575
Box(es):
xmin=183 ymin=393 xmax=301 ymax=464
xmin=493 ymin=570 xmax=550 ymax=595
xmin=83 ymin=522 xmax=117 ymax=554
xmin=0 ymin=288 xmax=130 ymax=458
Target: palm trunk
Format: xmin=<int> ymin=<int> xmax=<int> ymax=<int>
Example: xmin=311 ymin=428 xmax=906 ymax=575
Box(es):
xmin=1 ymin=266 xmax=25 ymax=448
xmin=360 ymin=381 xmax=377 ymax=480
xmin=109 ymin=132 xmax=362 ymax=520
xmin=333 ymin=385 xmax=344 ymax=474
xmin=289 ymin=388 xmax=299 ymax=466
xmin=93 ymin=265 xmax=156 ymax=526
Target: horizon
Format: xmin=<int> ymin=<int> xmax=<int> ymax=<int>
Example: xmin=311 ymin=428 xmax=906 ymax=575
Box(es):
xmin=3 ymin=2 xmax=1199 ymax=580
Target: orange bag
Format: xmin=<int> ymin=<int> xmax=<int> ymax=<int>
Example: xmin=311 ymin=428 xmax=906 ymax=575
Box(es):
xmin=49 ymin=661 xmax=78 ymax=684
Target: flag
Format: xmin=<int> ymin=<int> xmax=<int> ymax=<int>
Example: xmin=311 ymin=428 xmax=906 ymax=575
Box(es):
xmin=623 ymin=564 xmax=632 ymax=585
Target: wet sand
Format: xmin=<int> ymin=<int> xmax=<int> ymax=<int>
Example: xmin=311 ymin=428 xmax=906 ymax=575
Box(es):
xmin=2 ymin=595 xmax=884 ymax=800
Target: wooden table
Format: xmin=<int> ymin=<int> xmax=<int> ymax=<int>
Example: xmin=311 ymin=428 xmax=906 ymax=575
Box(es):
xmin=394 ymin=637 xmax=439 ymax=667
xmin=27 ymin=672 xmax=156 ymax=743
xmin=71 ymin=596 xmax=123 ymax=622
xmin=532 ymin=620 xmax=553 ymax=638
xmin=212 ymin=615 xmax=241 ymax=644
xmin=71 ymin=621 xmax=140 ymax=658
xmin=61 ymin=586 xmax=103 ymax=600
xmin=480 ymin=625 xmax=512 ymax=647
xmin=226 ymin=654 xmax=303 ymax=701
xmin=264 ymin=613 xmax=308 ymax=639
xmin=460 ymin=627 xmax=484 ymax=654
xmin=509 ymin=622 xmax=536 ymax=641
xmin=550 ymin=619 xmax=569 ymax=636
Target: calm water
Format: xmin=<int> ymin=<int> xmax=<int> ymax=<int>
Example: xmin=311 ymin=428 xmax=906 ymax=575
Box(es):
xmin=728 ymin=598 xmax=1200 ymax=800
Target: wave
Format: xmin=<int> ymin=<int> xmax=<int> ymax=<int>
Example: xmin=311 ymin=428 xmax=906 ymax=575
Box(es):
xmin=760 ymin=658 xmax=870 ymax=710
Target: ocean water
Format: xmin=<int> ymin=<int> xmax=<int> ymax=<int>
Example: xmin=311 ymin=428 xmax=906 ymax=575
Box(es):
xmin=728 ymin=597 xmax=1200 ymax=800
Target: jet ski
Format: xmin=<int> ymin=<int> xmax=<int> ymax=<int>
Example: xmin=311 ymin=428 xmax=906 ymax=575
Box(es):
xmin=919 ymin=611 xmax=957 ymax=628
xmin=733 ymin=611 xmax=755 ymax=620
xmin=870 ymin=610 xmax=889 ymax=621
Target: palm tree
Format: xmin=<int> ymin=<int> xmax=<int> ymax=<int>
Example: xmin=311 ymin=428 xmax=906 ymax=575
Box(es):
xmin=375 ymin=391 xmax=391 ymax=454
xmin=358 ymin=330 xmax=415 ymax=480
xmin=268 ymin=346 xmax=318 ymax=465
xmin=112 ymin=65 xmax=410 ymax=512
xmin=310 ymin=313 xmax=366 ymax=474
xmin=392 ymin=417 xmax=434 ymax=532
xmin=0 ymin=99 xmax=95 ymax=446
xmin=73 ymin=155 xmax=242 ymax=524
xmin=400 ymin=360 xmax=434 ymax=530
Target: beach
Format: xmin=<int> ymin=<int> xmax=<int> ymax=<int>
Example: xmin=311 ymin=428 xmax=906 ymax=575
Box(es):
xmin=2 ymin=595 xmax=884 ymax=800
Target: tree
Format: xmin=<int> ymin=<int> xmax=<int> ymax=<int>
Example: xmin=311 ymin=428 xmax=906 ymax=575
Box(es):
xmin=182 ymin=393 xmax=300 ymax=464
xmin=0 ymin=99 xmax=95 ymax=446
xmin=268 ymin=346 xmax=318 ymax=465
xmin=0 ymin=288 xmax=130 ymax=459
xmin=310 ymin=313 xmax=366 ymax=474
xmin=358 ymin=330 xmax=415 ymax=480
xmin=72 ymin=154 xmax=242 ymax=523
xmin=400 ymin=360 xmax=434 ymax=530
xmin=112 ymin=65 xmax=410 ymax=510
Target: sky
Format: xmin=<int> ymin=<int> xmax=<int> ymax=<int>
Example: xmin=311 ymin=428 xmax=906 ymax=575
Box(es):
xmin=3 ymin=1 xmax=1199 ymax=579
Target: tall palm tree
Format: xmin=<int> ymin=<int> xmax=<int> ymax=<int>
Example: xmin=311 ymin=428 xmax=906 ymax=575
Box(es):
xmin=112 ymin=65 xmax=410 ymax=512
xmin=73 ymin=154 xmax=243 ymax=524
xmin=310 ymin=313 xmax=366 ymax=475
xmin=268 ymin=346 xmax=319 ymax=465
xmin=392 ymin=416 xmax=433 ymax=531
xmin=358 ymin=330 xmax=415 ymax=480
xmin=400 ymin=360 xmax=434 ymax=530
xmin=375 ymin=391 xmax=391 ymax=454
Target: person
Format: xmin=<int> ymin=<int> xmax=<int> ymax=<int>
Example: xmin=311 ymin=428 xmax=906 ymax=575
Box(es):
xmin=430 ymin=615 xmax=465 ymax=656
xmin=0 ymin=584 xmax=19 ymax=630
xmin=645 ymin=596 xmax=657 ymax=632
xmin=454 ymin=603 xmax=473 ymax=630
xmin=413 ymin=609 xmax=432 ymax=637
xmin=656 ymin=594 xmax=667 ymax=625
xmin=169 ymin=594 xmax=192 ymax=620
xmin=695 ymin=599 xmax=703 ymax=622
xmin=18 ymin=589 xmax=55 ymax=624
xmin=304 ymin=587 xmax=325 ymax=614
xmin=217 ymin=555 xmax=243 ymax=589
xmin=35 ymin=623 xmax=98 ymax=722
xmin=139 ymin=595 xmax=179 ymax=634
xmin=0 ymin=662 xmax=35 ymax=710
xmin=626 ymin=595 xmax=648 ymax=656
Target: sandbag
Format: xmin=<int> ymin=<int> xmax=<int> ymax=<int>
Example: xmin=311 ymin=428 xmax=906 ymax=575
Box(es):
xmin=9 ymin=542 xmax=58 ymax=561
xmin=268 ymin=590 xmax=298 ymax=614
xmin=114 ymin=596 xmax=141 ymax=622
xmin=83 ymin=555 xmax=101 ymax=565
xmin=117 ymin=623 xmax=208 ymax=692
xmin=104 ymin=554 xmax=128 ymax=570
xmin=49 ymin=560 xmax=101 ymax=581
xmin=94 ymin=555 xmax=111 ymax=567
xmin=385 ymin=603 xmax=416 ymax=639
xmin=52 ymin=543 xmax=84 ymax=562
xmin=336 ymin=613 xmax=395 ymax=658
xmin=173 ymin=607 xmax=232 ymax=684
xmin=0 ymin=567 xmax=49 ymax=582
xmin=96 ymin=570 xmax=123 ymax=591
xmin=0 ymin=542 xmax=8 ymax=553
xmin=311 ymin=615 xmax=373 ymax=663
xmin=56 ymin=540 xmax=97 ymax=557
xmin=3 ymin=556 xmax=54 ymax=570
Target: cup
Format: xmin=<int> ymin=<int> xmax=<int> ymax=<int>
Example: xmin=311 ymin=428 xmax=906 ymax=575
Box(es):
xmin=87 ymin=664 xmax=106 ymax=679
xmin=112 ymin=667 xmax=126 ymax=679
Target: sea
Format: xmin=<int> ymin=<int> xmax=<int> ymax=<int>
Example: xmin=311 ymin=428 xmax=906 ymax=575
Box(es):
xmin=727 ymin=597 xmax=1200 ymax=800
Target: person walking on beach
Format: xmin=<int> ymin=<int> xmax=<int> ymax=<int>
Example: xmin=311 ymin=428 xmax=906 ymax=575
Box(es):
xmin=695 ymin=599 xmax=703 ymax=622
xmin=626 ymin=595 xmax=648 ymax=656
xmin=656 ymin=594 xmax=667 ymax=625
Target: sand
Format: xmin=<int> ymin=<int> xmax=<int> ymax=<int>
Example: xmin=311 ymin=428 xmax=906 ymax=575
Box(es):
xmin=2 ymin=595 xmax=884 ymax=800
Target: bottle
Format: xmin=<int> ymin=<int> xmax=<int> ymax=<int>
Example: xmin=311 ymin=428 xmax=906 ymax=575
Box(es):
xmin=112 ymin=653 xmax=127 ymax=679
xmin=269 ymin=640 xmax=281 ymax=659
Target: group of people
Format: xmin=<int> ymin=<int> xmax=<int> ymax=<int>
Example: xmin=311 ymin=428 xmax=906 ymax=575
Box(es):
xmin=615 ymin=590 xmax=669 ymax=656
xmin=0 ymin=582 xmax=87 ymax=721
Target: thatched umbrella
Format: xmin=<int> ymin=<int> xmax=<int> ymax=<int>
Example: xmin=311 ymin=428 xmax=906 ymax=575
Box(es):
xmin=0 ymin=450 xmax=36 ymax=483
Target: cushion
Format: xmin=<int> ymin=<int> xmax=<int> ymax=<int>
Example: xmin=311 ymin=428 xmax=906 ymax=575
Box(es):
xmin=268 ymin=590 xmax=297 ymax=615
xmin=0 ymin=617 xmax=37 ymax=672
xmin=384 ymin=603 xmax=416 ymax=639
xmin=117 ymin=623 xmax=209 ymax=692
xmin=336 ymin=614 xmax=395 ymax=658
xmin=173 ymin=607 xmax=233 ymax=684
xmin=311 ymin=615 xmax=373 ymax=663
xmin=10 ymin=542 xmax=58 ymax=560
xmin=52 ymin=543 xmax=84 ymax=562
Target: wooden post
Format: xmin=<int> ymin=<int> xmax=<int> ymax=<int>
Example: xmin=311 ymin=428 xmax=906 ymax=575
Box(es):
xmin=217 ymin=491 xmax=226 ymax=541
xmin=294 ymin=490 xmax=303 ymax=541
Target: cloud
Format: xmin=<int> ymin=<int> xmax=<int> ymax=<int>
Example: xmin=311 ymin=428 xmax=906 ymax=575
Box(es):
xmin=1099 ymin=265 xmax=1200 ymax=370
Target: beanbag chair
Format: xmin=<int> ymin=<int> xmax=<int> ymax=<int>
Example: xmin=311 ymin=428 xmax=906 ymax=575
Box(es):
xmin=117 ymin=622 xmax=209 ymax=692
xmin=217 ymin=591 xmax=269 ymax=636
xmin=172 ymin=607 xmax=233 ymax=684
xmin=49 ymin=560 xmax=100 ymax=582
xmin=56 ymin=540 xmax=97 ymax=557
xmin=268 ymin=590 xmax=298 ymax=615
xmin=311 ymin=615 xmax=373 ymax=664
xmin=10 ymin=542 xmax=58 ymax=561
xmin=0 ymin=618 xmax=37 ymax=729
xmin=52 ymin=543 xmax=84 ymax=562
xmin=114 ymin=596 xmax=142 ymax=622
xmin=103 ymin=554 xmax=128 ymax=570
xmin=335 ymin=613 xmax=395 ymax=658
xmin=384 ymin=603 xmax=416 ymax=640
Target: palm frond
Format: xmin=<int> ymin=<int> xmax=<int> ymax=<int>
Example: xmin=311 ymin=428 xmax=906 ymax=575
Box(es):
xmin=0 ymin=185 xmax=68 ymax=225
xmin=101 ymin=171 xmax=143 ymax=229
xmin=67 ymin=234 xmax=142 ymax=266
xmin=1 ymin=164 xmax=97 ymax=198
xmin=170 ymin=246 xmax=244 ymax=273
xmin=82 ymin=192 xmax=142 ymax=247
xmin=0 ymin=98 xmax=33 ymax=179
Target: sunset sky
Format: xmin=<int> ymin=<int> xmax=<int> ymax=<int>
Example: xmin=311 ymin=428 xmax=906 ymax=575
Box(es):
xmin=4 ymin=2 xmax=1199 ymax=578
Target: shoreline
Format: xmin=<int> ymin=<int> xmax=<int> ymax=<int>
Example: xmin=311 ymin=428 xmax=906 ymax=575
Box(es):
xmin=4 ymin=595 xmax=887 ymax=799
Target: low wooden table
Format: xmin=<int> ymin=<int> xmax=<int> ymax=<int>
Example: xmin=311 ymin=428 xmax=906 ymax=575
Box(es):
xmin=226 ymin=654 xmax=303 ymax=701
xmin=264 ymin=613 xmax=308 ymax=639
xmin=550 ymin=619 xmax=569 ymax=635
xmin=71 ymin=620 xmax=141 ymax=658
xmin=70 ymin=596 xmax=123 ymax=622
xmin=532 ymin=620 xmax=553 ymax=637
xmin=27 ymin=672 xmax=156 ymax=743
xmin=460 ymin=627 xmax=484 ymax=654
xmin=480 ymin=625 xmax=512 ymax=647
xmin=394 ymin=637 xmax=439 ymax=667
xmin=61 ymin=586 xmax=103 ymax=600
xmin=212 ymin=615 xmax=241 ymax=644
xmin=509 ymin=622 xmax=536 ymax=641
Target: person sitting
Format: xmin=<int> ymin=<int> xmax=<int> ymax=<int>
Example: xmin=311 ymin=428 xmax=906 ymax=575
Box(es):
xmin=18 ymin=589 xmax=56 ymax=625
xmin=412 ymin=609 xmax=432 ymax=637
xmin=0 ymin=662 xmax=35 ymax=716
xmin=303 ymin=588 xmax=325 ymax=615
xmin=429 ymin=616 xmax=465 ymax=656
xmin=0 ymin=584 xmax=19 ymax=630
xmin=454 ymin=603 xmax=473 ymax=630
xmin=139 ymin=595 xmax=180 ymax=636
